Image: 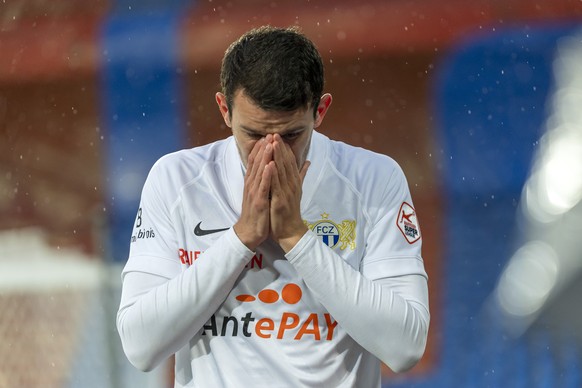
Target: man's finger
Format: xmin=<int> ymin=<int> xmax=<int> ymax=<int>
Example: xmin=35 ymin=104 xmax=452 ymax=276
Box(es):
xmin=270 ymin=159 xmax=282 ymax=198
xmin=277 ymin=135 xmax=300 ymax=181
xmin=260 ymin=161 xmax=274 ymax=200
xmin=247 ymin=138 xmax=264 ymax=178
xmin=273 ymin=140 xmax=289 ymax=185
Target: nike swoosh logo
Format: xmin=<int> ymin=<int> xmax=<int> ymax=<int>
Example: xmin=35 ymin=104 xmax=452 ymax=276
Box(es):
xmin=194 ymin=222 xmax=229 ymax=236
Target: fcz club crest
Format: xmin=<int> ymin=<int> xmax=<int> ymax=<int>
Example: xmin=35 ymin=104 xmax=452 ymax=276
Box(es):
xmin=305 ymin=213 xmax=356 ymax=250
xmin=396 ymin=202 xmax=421 ymax=244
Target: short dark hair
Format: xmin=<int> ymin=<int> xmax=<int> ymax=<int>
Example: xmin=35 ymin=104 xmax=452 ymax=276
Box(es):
xmin=220 ymin=26 xmax=324 ymax=117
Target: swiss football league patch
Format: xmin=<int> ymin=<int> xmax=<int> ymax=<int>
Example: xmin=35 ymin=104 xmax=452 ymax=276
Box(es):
xmin=396 ymin=202 xmax=421 ymax=244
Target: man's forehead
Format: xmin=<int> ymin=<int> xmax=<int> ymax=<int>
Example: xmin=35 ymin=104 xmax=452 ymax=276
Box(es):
xmin=232 ymin=96 xmax=311 ymax=132
xmin=232 ymin=89 xmax=311 ymax=117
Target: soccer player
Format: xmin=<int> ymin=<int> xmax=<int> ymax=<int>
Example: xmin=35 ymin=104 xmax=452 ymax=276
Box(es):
xmin=117 ymin=26 xmax=429 ymax=387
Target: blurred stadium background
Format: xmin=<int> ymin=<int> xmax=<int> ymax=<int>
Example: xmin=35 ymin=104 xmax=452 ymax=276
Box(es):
xmin=1 ymin=0 xmax=582 ymax=387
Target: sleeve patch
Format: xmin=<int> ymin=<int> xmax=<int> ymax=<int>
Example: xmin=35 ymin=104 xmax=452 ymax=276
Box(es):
xmin=396 ymin=202 xmax=421 ymax=244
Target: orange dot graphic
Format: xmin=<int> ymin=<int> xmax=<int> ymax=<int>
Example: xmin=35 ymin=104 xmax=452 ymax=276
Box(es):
xmin=281 ymin=283 xmax=302 ymax=304
xmin=258 ymin=289 xmax=279 ymax=303
xmin=236 ymin=294 xmax=256 ymax=302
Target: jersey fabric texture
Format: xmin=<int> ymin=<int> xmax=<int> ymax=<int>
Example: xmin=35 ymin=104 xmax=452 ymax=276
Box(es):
xmin=118 ymin=131 xmax=429 ymax=387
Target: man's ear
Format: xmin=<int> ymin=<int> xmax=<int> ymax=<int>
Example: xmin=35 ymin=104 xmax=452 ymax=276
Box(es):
xmin=215 ymin=92 xmax=232 ymax=128
xmin=314 ymin=93 xmax=332 ymax=128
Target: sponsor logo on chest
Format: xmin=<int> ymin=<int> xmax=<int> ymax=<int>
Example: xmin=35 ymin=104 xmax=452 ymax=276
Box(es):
xmin=203 ymin=283 xmax=338 ymax=341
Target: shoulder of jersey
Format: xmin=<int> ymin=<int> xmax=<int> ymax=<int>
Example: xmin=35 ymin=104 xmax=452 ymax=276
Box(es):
xmin=152 ymin=138 xmax=230 ymax=173
xmin=146 ymin=138 xmax=231 ymax=192
xmin=328 ymin=139 xmax=400 ymax=181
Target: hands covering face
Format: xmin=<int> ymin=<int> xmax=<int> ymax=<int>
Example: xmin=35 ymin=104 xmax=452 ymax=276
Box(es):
xmin=234 ymin=134 xmax=309 ymax=252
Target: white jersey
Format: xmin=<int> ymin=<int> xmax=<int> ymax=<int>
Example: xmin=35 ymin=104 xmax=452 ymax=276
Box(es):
xmin=118 ymin=131 xmax=429 ymax=387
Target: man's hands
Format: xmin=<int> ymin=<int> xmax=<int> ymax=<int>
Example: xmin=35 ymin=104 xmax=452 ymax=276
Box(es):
xmin=269 ymin=135 xmax=310 ymax=252
xmin=233 ymin=135 xmax=273 ymax=251
xmin=233 ymin=134 xmax=309 ymax=253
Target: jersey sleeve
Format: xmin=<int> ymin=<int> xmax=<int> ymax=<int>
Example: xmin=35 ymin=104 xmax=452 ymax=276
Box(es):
xmin=285 ymin=158 xmax=429 ymax=372
xmin=117 ymin=227 xmax=255 ymax=371
xmin=123 ymin=161 xmax=181 ymax=279
xmin=117 ymin=156 xmax=258 ymax=372
xmin=286 ymin=231 xmax=429 ymax=373
xmin=361 ymin=164 xmax=427 ymax=280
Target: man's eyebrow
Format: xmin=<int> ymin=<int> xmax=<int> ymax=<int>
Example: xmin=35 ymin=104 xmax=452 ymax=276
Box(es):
xmin=239 ymin=125 xmax=262 ymax=135
xmin=283 ymin=126 xmax=307 ymax=134
xmin=239 ymin=125 xmax=306 ymax=135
